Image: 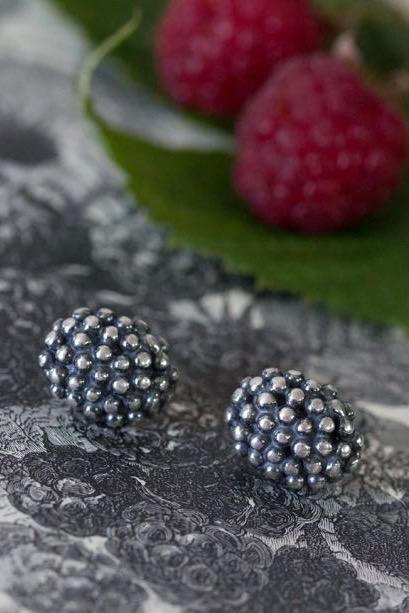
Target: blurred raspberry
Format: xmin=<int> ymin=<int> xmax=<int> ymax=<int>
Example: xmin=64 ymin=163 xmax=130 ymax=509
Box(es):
xmin=155 ymin=0 xmax=322 ymax=116
xmin=234 ymin=54 xmax=409 ymax=232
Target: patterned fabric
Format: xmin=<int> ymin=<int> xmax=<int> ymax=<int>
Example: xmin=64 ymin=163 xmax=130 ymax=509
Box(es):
xmin=0 ymin=1 xmax=408 ymax=611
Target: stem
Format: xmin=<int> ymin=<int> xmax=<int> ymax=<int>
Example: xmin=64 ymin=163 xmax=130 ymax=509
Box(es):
xmin=78 ymin=7 xmax=143 ymax=114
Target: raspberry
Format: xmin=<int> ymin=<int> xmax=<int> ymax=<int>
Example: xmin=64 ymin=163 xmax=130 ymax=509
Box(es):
xmin=155 ymin=0 xmax=321 ymax=116
xmin=234 ymin=54 xmax=409 ymax=232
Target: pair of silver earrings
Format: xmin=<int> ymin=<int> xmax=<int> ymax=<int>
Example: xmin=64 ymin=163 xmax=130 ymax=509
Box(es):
xmin=39 ymin=307 xmax=363 ymax=493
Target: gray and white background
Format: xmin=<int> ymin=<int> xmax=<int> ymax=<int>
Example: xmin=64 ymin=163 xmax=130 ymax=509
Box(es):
xmin=0 ymin=1 xmax=409 ymax=611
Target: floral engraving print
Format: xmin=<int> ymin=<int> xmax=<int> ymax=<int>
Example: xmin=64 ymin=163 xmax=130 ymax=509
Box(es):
xmin=0 ymin=1 xmax=408 ymax=612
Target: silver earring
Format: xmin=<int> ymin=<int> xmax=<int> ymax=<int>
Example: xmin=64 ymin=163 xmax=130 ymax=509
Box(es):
xmin=225 ymin=368 xmax=363 ymax=493
xmin=39 ymin=307 xmax=178 ymax=430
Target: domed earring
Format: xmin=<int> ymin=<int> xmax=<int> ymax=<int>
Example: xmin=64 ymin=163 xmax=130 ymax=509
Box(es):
xmin=225 ymin=368 xmax=363 ymax=493
xmin=39 ymin=307 xmax=178 ymax=429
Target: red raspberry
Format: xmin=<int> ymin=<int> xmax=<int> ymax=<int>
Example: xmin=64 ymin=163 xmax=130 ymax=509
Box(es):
xmin=155 ymin=0 xmax=321 ymax=116
xmin=234 ymin=54 xmax=409 ymax=232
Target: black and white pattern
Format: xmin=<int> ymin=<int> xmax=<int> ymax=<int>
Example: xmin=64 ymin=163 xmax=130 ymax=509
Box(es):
xmin=0 ymin=1 xmax=409 ymax=611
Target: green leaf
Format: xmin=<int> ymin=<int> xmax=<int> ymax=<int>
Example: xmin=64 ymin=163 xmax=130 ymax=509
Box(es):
xmin=312 ymin=0 xmax=373 ymax=16
xmin=313 ymin=0 xmax=409 ymax=74
xmin=99 ymin=120 xmax=409 ymax=332
xmin=53 ymin=0 xmax=409 ymax=332
xmin=56 ymin=0 xmax=165 ymax=93
xmin=356 ymin=11 xmax=409 ymax=74
xmin=54 ymin=0 xmax=231 ymax=131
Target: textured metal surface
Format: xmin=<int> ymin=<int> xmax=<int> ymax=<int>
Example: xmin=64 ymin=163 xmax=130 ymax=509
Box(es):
xmin=39 ymin=307 xmax=177 ymax=428
xmin=0 ymin=1 xmax=408 ymax=612
xmin=225 ymin=369 xmax=363 ymax=492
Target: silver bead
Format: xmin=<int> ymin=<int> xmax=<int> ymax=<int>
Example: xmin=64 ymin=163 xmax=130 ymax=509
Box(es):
xmin=283 ymin=459 xmax=300 ymax=476
xmin=73 ymin=332 xmax=91 ymax=348
xmin=344 ymin=403 xmax=355 ymax=419
xmin=308 ymin=398 xmax=324 ymax=414
xmin=145 ymin=333 xmax=161 ymax=351
xmin=286 ymin=475 xmax=304 ymax=490
xmin=240 ymin=404 xmax=256 ymax=421
xmin=50 ymin=384 xmax=64 ymax=398
xmin=266 ymin=447 xmax=283 ymax=463
xmin=67 ymin=375 xmax=84 ymax=390
xmin=248 ymin=450 xmax=263 ymax=466
xmin=48 ymin=367 xmax=64 ymax=384
xmin=93 ymin=367 xmax=109 ymax=382
xmin=258 ymin=415 xmax=274 ymax=431
xmin=135 ymin=376 xmax=151 ymax=390
xmin=45 ymin=331 xmax=58 ymax=347
xmin=297 ymin=418 xmax=312 ymax=434
xmin=338 ymin=443 xmax=352 ymax=458
xmin=135 ymin=352 xmax=152 ymax=368
xmin=75 ymin=355 xmax=92 ymax=371
xmin=102 ymin=326 xmax=119 ymax=342
xmin=319 ymin=416 xmax=335 ymax=433
xmin=264 ymin=464 xmax=281 ymax=480
xmin=305 ymin=458 xmax=322 ymax=475
xmin=249 ymin=376 xmax=263 ymax=392
xmin=95 ymin=345 xmax=112 ymax=361
xmin=232 ymin=388 xmax=245 ymax=404
xmin=275 ymin=429 xmax=292 ymax=445
xmin=250 ymin=435 xmax=267 ymax=450
xmin=127 ymin=396 xmax=142 ymax=411
xmin=225 ymin=408 xmax=234 ymax=424
xmin=304 ymin=379 xmax=320 ymax=393
xmin=271 ymin=376 xmax=286 ymax=392
xmin=157 ymin=377 xmax=169 ymax=392
xmin=53 ymin=319 xmax=63 ymax=332
xmin=106 ymin=414 xmax=124 ymax=429
xmin=293 ymin=441 xmax=311 ymax=458
xmin=97 ymin=307 xmax=114 ymax=320
xmin=287 ymin=388 xmax=305 ymax=406
xmin=67 ymin=392 xmax=81 ymax=407
xmin=233 ymin=425 xmax=247 ymax=441
xmin=279 ymin=407 xmax=295 ymax=424
xmin=83 ymin=315 xmax=100 ymax=330
xmin=73 ymin=307 xmax=91 ymax=320
xmin=287 ymin=369 xmax=302 ymax=378
xmin=38 ymin=352 xmax=48 ymax=368
xmin=262 ymin=368 xmax=279 ymax=380
xmin=322 ymin=384 xmax=337 ymax=398
xmin=83 ymin=403 xmax=100 ymax=420
xmin=328 ymin=399 xmax=346 ymax=417
xmin=127 ymin=411 xmax=144 ymax=423
xmin=325 ymin=458 xmax=342 ymax=479
xmin=61 ymin=317 xmax=76 ymax=334
xmin=56 ymin=345 xmax=71 ymax=363
xmin=112 ymin=378 xmax=130 ymax=394
xmin=315 ymin=439 xmax=333 ymax=456
xmin=86 ymin=388 xmax=102 ymax=402
xmin=157 ymin=354 xmax=170 ymax=370
xmin=348 ymin=454 xmax=361 ymax=472
xmin=308 ymin=475 xmax=326 ymax=491
xmin=354 ymin=434 xmax=364 ymax=449
xmin=340 ymin=420 xmax=355 ymax=435
xmin=104 ymin=397 xmax=120 ymax=413
xmin=113 ymin=356 xmax=130 ymax=371
xmin=122 ymin=334 xmax=139 ymax=350
xmin=117 ymin=315 xmax=133 ymax=328
xmin=258 ymin=392 xmax=275 ymax=408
